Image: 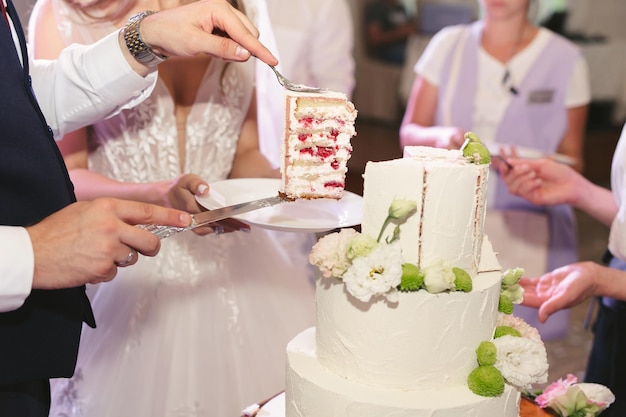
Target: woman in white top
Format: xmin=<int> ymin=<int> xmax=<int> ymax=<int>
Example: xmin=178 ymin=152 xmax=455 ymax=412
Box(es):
xmin=399 ymin=0 xmax=590 ymax=339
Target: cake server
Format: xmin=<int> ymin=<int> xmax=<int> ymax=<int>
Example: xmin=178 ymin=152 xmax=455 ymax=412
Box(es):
xmin=139 ymin=195 xmax=285 ymax=239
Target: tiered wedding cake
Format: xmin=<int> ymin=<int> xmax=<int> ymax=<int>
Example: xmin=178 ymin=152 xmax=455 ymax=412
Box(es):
xmin=284 ymin=145 xmax=548 ymax=417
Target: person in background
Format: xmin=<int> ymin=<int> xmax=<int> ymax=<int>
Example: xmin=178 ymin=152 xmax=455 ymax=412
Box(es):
xmin=364 ymin=0 xmax=416 ymax=66
xmin=0 ymin=0 xmax=276 ymax=415
xmin=29 ymin=0 xmax=315 ymax=416
xmin=502 ymin=122 xmax=626 ymax=417
xmin=399 ymin=0 xmax=590 ymax=339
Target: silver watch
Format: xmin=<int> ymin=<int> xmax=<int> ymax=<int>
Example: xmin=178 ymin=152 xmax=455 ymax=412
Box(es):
xmin=122 ymin=11 xmax=168 ymax=68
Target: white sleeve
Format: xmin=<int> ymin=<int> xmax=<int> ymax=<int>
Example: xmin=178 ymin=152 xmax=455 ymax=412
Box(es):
xmin=0 ymin=227 xmax=34 ymax=312
xmin=415 ymin=26 xmax=463 ymax=87
xmin=308 ymin=0 xmax=355 ymax=96
xmin=29 ymin=30 xmax=157 ymax=139
xmin=565 ymin=54 xmax=591 ymax=108
xmin=609 ymin=125 xmax=626 ymax=260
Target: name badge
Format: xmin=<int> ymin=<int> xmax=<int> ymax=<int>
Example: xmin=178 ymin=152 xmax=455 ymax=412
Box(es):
xmin=528 ymin=89 xmax=555 ymax=104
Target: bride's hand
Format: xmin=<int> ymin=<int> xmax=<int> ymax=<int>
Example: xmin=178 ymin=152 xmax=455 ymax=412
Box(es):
xmin=162 ymin=174 xmax=250 ymax=236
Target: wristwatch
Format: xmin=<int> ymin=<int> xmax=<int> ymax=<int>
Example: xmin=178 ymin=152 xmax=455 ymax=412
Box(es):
xmin=122 ymin=11 xmax=168 ymax=68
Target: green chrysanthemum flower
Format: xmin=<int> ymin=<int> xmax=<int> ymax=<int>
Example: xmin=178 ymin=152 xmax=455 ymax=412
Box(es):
xmin=476 ymin=341 xmax=497 ymax=366
xmin=461 ymin=132 xmax=491 ymax=164
xmin=494 ymin=325 xmax=522 ymax=339
xmin=398 ymin=263 xmax=424 ymax=292
xmin=468 ymin=365 xmax=505 ymax=397
xmin=502 ymin=267 xmax=524 ymax=286
xmin=452 ymin=267 xmax=472 ymax=292
xmin=498 ymin=294 xmax=514 ymax=314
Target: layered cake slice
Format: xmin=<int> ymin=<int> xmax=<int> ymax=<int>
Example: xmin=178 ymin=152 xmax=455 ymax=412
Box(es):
xmin=279 ymin=90 xmax=357 ymax=200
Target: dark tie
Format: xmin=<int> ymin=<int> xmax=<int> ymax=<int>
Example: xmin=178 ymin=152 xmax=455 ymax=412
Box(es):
xmin=0 ymin=1 xmax=8 ymax=26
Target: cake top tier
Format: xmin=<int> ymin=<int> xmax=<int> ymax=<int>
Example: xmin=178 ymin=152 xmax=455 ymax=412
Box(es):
xmin=361 ymin=149 xmax=490 ymax=277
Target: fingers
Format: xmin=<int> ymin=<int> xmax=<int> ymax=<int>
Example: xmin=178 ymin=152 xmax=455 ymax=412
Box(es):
xmin=113 ymin=199 xmax=191 ymax=228
xmin=537 ymin=302 xmax=557 ymax=323
xmin=502 ymin=161 xmax=543 ymax=199
xmin=210 ymin=6 xmax=277 ymax=64
xmin=114 ymin=248 xmax=138 ymax=267
xmin=138 ymin=0 xmax=278 ymax=65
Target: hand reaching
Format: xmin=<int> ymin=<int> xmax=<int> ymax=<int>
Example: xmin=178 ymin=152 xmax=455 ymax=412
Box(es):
xmin=500 ymin=158 xmax=582 ymax=206
xmin=27 ymin=198 xmax=191 ymax=289
xmin=520 ymin=262 xmax=602 ymax=322
xmin=161 ymin=174 xmax=249 ymax=236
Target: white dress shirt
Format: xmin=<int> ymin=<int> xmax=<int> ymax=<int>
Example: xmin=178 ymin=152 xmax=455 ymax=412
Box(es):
xmin=0 ymin=12 xmax=156 ymax=312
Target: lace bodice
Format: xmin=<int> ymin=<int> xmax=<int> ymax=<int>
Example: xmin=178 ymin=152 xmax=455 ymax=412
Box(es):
xmin=51 ymin=0 xmax=255 ymax=183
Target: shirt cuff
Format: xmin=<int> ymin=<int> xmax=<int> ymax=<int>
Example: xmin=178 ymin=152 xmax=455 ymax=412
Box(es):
xmin=81 ymin=30 xmax=158 ymax=107
xmin=0 ymin=226 xmax=33 ymax=312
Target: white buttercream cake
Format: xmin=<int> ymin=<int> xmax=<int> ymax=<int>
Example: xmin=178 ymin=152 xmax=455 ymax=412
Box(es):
xmin=283 ymin=146 xmax=547 ymax=417
xmin=279 ymin=90 xmax=357 ymax=200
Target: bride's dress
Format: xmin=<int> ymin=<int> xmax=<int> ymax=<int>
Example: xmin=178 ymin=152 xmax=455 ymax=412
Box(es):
xmin=46 ymin=2 xmax=316 ymax=416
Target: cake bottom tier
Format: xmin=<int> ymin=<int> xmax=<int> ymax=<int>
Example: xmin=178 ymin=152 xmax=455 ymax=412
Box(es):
xmin=286 ymin=328 xmax=520 ymax=417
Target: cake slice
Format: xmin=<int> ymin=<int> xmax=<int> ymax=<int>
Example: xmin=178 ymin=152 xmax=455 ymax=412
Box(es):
xmin=279 ymin=90 xmax=357 ymax=200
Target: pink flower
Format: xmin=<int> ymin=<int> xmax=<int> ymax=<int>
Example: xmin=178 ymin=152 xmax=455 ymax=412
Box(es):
xmin=536 ymin=374 xmax=615 ymax=416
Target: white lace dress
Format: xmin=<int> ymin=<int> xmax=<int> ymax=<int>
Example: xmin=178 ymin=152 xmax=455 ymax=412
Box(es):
xmin=46 ymin=2 xmax=316 ymax=416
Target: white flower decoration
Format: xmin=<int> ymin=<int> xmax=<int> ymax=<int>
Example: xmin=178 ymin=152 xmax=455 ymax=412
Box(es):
xmin=422 ymin=260 xmax=456 ymax=293
xmin=309 ymin=228 xmax=359 ymax=278
xmin=492 ymin=335 xmax=548 ymax=390
xmin=342 ymin=241 xmax=403 ymax=302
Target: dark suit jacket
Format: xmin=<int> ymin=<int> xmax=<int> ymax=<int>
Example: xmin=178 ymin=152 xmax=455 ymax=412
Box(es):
xmin=0 ymin=0 xmax=94 ymax=386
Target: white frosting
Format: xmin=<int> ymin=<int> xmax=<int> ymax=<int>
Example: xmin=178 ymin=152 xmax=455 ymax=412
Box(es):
xmin=361 ymin=150 xmax=488 ymax=277
xmin=286 ymin=328 xmax=520 ymax=417
xmin=316 ymin=257 xmax=501 ymax=390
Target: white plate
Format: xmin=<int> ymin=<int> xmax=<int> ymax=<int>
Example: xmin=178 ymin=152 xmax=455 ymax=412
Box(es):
xmin=486 ymin=143 xmax=576 ymax=166
xmin=195 ymin=178 xmax=362 ymax=233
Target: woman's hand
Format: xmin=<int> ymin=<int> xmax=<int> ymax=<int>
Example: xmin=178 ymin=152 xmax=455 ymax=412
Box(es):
xmin=159 ymin=174 xmax=249 ymax=236
xmin=500 ymin=158 xmax=581 ymax=206
xmin=520 ymin=262 xmax=602 ymax=322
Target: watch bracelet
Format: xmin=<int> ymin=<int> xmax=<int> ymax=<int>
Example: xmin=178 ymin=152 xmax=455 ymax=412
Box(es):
xmin=122 ymin=10 xmax=168 ymax=67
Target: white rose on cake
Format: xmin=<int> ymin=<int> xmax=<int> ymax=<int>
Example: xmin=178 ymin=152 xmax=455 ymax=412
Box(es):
xmin=342 ymin=241 xmax=403 ymax=303
xmin=493 ymin=335 xmax=548 ymax=390
xmin=309 ymin=228 xmax=359 ymax=278
xmin=422 ymin=260 xmax=456 ymax=293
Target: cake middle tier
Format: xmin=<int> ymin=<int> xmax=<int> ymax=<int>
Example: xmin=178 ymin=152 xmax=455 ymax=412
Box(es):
xmin=315 ymin=268 xmax=502 ymax=390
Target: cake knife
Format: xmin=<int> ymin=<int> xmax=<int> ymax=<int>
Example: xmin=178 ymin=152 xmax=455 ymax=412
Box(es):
xmin=139 ymin=195 xmax=285 ymax=239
